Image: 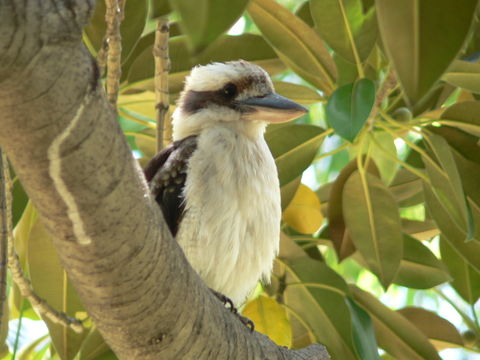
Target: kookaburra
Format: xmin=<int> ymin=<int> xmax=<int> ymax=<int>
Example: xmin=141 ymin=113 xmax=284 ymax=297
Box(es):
xmin=144 ymin=60 xmax=307 ymax=306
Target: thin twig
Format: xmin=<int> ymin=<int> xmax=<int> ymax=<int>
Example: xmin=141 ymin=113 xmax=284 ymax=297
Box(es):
xmin=105 ymin=0 xmax=125 ymax=107
xmin=97 ymin=39 xmax=108 ymax=78
xmin=8 ymin=242 xmax=84 ymax=333
xmin=153 ymin=17 xmax=171 ymax=151
xmin=3 ymin=168 xmax=83 ymax=332
xmin=0 ymin=150 xmax=9 ymax=332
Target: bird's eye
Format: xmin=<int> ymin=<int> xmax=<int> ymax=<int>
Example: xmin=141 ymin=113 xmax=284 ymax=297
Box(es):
xmin=222 ymin=83 xmax=237 ymax=98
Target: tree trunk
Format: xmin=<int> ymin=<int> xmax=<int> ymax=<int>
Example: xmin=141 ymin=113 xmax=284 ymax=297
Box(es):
xmin=0 ymin=1 xmax=329 ymax=359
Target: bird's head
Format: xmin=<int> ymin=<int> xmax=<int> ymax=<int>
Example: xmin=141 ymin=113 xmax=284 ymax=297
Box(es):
xmin=172 ymin=60 xmax=307 ymax=140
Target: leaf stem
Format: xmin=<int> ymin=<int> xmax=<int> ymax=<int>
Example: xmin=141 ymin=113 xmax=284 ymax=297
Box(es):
xmin=313 ymin=142 xmax=349 ymax=162
xmin=368 ymin=133 xmax=430 ymax=183
xmin=12 ymin=298 xmax=24 ymax=360
xmin=433 ymin=287 xmax=479 ymax=335
xmin=376 ymin=116 xmax=447 ymax=178
xmin=355 ymin=134 xmax=384 ymax=281
xmin=338 ymin=0 xmax=364 ymax=78
xmin=118 ymin=110 xmax=156 ymax=129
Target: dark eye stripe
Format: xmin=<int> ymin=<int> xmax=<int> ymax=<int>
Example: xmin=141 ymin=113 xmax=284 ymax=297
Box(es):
xmin=179 ymin=75 xmax=269 ymax=114
xmin=181 ymin=89 xmax=235 ymax=114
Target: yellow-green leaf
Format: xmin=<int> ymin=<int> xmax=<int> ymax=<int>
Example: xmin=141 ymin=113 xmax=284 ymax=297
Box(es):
xmin=376 ymin=0 xmax=478 ymax=106
xmin=118 ymin=92 xmax=157 ymax=121
xmin=423 ymin=183 xmax=480 ymax=273
xmin=310 ymin=0 xmax=377 ymax=63
xmin=248 ymin=0 xmax=337 ymax=94
xmin=126 ymin=34 xmax=283 ymax=94
xmin=273 ymin=81 xmax=324 ymax=105
xmin=277 ymin=236 xmax=357 ymax=360
xmin=351 ymin=286 xmax=441 ymax=360
xmin=423 ymin=134 xmax=473 ymax=240
xmin=169 ymin=0 xmax=249 ymax=53
xmin=441 ymin=101 xmax=480 ymax=138
xmin=27 ymin=209 xmax=88 ymax=360
xmin=76 ymin=327 xmax=111 ymax=360
xmin=283 ymin=184 xmax=323 ymax=234
xmin=439 ymin=236 xmax=480 ymax=305
xmin=243 ymin=296 xmax=292 ymax=347
xmin=265 ymin=124 xmax=326 ymax=186
xmin=397 ymin=307 xmax=464 ymax=351
xmin=328 ymin=158 xmax=380 ymax=260
xmin=370 ymin=131 xmax=398 ymax=185
xmin=443 ymin=60 xmax=480 ymax=94
xmin=343 ymin=171 xmax=403 ymax=288
xmin=281 ymin=176 xmax=301 ymax=211
xmin=394 ymin=235 xmax=450 ymax=289
xmin=84 ymin=0 xmax=148 ymax=61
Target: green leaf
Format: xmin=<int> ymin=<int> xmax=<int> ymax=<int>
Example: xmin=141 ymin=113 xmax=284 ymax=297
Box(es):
xmin=427 ymin=124 xmax=480 ymax=165
xmin=248 ymin=0 xmax=337 ymax=94
xmin=376 ymin=0 xmax=478 ymax=106
xmin=443 ymin=60 xmax=480 ymax=94
xmin=243 ymin=296 xmax=292 ymax=348
xmin=351 ymin=286 xmax=441 ymax=360
xmin=310 ymin=0 xmax=377 ymax=63
xmin=295 ymin=0 xmax=314 ymax=27
xmin=126 ymin=34 xmax=283 ymax=94
xmin=168 ymin=0 xmax=249 ymax=53
xmin=18 ymin=334 xmax=50 ymax=360
xmin=346 ymin=297 xmax=380 ymax=360
xmin=394 ymin=234 xmax=450 ymax=289
xmin=441 ymin=101 xmax=480 ymax=137
xmin=265 ymin=124 xmax=325 ymax=186
xmin=389 ymin=169 xmax=423 ymax=207
xmin=27 ymin=209 xmax=88 ymax=360
xmin=370 ymin=131 xmax=398 ymax=185
xmin=277 ymin=236 xmax=357 ymax=360
xmin=84 ymin=0 xmax=148 ymax=61
xmin=327 ymin=78 xmax=376 ymax=142
xmin=439 ymin=236 xmax=480 ymax=305
xmin=397 ymin=307 xmax=464 ymax=351
xmin=423 ymin=183 xmax=480 ymax=273
xmin=280 ymin=176 xmax=301 ymax=211
xmin=151 ymin=0 xmax=171 ymax=18
xmin=401 ymin=219 xmax=439 ymax=241
xmin=328 ymin=158 xmax=380 ymax=260
xmin=423 ymin=134 xmax=473 ymax=240
xmin=75 ymin=327 xmax=111 ymax=360
xmin=343 ymin=171 xmax=403 ymax=288
xmin=273 ymin=81 xmax=324 ymax=105
xmin=11 ymin=175 xmax=29 ymax=227
xmin=11 ymin=202 xmax=38 ymax=320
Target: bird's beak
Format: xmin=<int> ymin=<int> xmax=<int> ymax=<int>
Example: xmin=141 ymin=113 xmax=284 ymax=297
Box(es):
xmin=240 ymin=93 xmax=308 ymax=123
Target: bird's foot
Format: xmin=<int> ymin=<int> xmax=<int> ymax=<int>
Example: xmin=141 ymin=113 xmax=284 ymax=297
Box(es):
xmin=210 ymin=288 xmax=237 ymax=313
xmin=237 ymin=314 xmax=255 ymax=332
xmin=209 ymin=288 xmax=255 ymax=332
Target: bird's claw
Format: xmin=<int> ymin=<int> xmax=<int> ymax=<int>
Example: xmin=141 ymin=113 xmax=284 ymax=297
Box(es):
xmin=237 ymin=314 xmax=255 ymax=332
xmin=209 ymin=288 xmax=255 ymax=332
xmin=210 ymin=288 xmax=237 ymax=313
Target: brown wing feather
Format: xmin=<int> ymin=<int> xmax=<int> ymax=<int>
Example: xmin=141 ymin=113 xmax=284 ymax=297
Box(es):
xmin=143 ymin=135 xmax=198 ymax=236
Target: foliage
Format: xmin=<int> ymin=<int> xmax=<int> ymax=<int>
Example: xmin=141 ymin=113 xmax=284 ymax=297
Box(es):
xmin=4 ymin=0 xmax=480 ymax=359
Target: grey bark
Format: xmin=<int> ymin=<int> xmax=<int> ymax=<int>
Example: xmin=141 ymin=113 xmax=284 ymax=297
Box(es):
xmin=0 ymin=1 xmax=330 ymax=359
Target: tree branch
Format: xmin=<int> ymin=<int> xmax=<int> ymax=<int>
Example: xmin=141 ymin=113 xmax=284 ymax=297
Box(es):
xmin=0 ymin=1 xmax=329 ymax=359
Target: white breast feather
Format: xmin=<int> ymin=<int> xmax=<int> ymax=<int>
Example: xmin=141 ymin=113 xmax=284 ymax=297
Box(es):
xmin=175 ymin=125 xmax=281 ymax=305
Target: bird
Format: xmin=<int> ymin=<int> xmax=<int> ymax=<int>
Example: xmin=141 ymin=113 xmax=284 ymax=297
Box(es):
xmin=144 ymin=60 xmax=307 ymax=308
